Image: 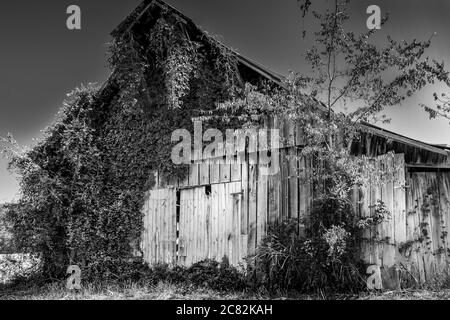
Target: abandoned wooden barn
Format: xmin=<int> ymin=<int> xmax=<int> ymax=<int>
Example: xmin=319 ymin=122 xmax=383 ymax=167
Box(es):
xmin=105 ymin=0 xmax=450 ymax=283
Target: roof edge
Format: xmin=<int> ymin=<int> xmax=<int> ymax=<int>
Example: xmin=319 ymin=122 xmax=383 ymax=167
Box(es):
xmin=359 ymin=121 xmax=448 ymax=156
xmin=110 ymin=0 xmax=285 ymax=87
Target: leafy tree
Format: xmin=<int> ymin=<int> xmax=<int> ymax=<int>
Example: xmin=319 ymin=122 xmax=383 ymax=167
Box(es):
xmin=227 ymin=0 xmax=450 ymax=291
xmin=0 ymin=5 xmax=241 ymax=280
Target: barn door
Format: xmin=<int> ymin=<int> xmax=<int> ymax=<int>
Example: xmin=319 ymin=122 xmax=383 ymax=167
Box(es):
xmin=141 ymin=188 xmax=177 ymax=265
xmin=178 ymin=182 xmax=243 ymax=267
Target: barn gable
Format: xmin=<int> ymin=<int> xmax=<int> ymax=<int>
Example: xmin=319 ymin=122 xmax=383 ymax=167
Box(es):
xmin=98 ymin=0 xmax=450 ymax=284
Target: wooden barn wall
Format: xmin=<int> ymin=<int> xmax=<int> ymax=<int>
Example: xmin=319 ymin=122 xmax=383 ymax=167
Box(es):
xmin=141 ymin=132 xmax=314 ymax=267
xmin=402 ymin=169 xmax=450 ymax=282
xmin=353 ymin=153 xmax=450 ymax=282
xmin=140 ymin=119 xmax=450 ymax=280
xmin=353 ymin=154 xmax=406 ymax=269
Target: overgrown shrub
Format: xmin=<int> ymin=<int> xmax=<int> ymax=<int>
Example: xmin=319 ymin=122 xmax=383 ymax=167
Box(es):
xmin=145 ymin=259 xmax=248 ymax=292
xmin=0 ymin=206 xmax=15 ymax=254
xmin=255 ymin=219 xmax=366 ymax=294
xmin=186 ymin=258 xmax=247 ymax=291
xmin=1 ymin=4 xmax=241 ymax=280
xmin=0 ymin=253 xmax=42 ymax=285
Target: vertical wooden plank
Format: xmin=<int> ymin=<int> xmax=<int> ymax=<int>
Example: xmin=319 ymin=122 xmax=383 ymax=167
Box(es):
xmin=405 ymin=168 xmax=416 ymax=243
xmin=183 ymin=189 xmax=190 ymax=266
xmin=171 ymin=189 xmax=177 ymax=264
xmin=394 ymin=154 xmax=407 ymax=245
xmin=160 ymin=189 xmax=168 ymax=263
xmin=379 ymin=159 xmax=389 ymax=266
xmin=189 ymin=162 xmax=200 ymax=187
xmin=240 ymin=158 xmax=249 ymax=264
xmin=416 ymin=173 xmax=432 ymax=281
xmin=219 ymin=183 xmax=226 ymax=262
xmin=193 ymin=188 xmax=199 ymax=264
xmin=202 ymin=187 xmax=207 ymax=262
xmin=429 ymin=174 xmax=441 ymax=258
xmin=360 ymin=183 xmax=372 ymax=264
xmin=299 ymin=155 xmax=308 ymax=234
xmin=208 ymin=185 xmax=214 ymax=261
xmin=280 ymin=148 xmax=289 ymax=221
xmin=412 ymin=173 xmax=426 ymax=283
xmin=232 ymin=185 xmax=242 ymax=265
xmin=241 ymin=158 xmax=249 ymax=236
xmin=184 ymin=189 xmax=190 ymax=266
xmin=211 ymin=184 xmax=218 ymax=261
xmin=189 ymin=188 xmax=195 ymax=266
xmin=210 ymin=158 xmax=220 ymax=184
xmin=224 ymin=182 xmax=231 ymax=262
xmin=163 ymin=190 xmax=169 ymax=264
xmin=268 ymin=146 xmax=281 ymax=225
xmin=168 ymin=189 xmax=174 ymax=264
xmin=155 ymin=190 xmax=160 ymax=264
xmin=200 ymin=159 xmax=210 ymax=186
xmin=288 ymin=148 xmax=299 ymax=219
xmin=165 ymin=190 xmax=171 ymax=264
xmin=257 ymin=163 xmax=269 ymax=247
xmin=149 ymin=196 xmax=153 ymax=264
xmin=199 ymin=187 xmax=204 ymax=263
xmin=385 ymin=156 xmax=395 ymax=246
xmin=148 ymin=192 xmax=153 ymax=265
xmin=220 ymin=162 xmax=231 ymax=183
xmin=405 ymin=171 xmax=420 ymax=280
xmin=153 ymin=190 xmax=158 ymax=264
xmin=248 ymin=161 xmax=258 ymax=257
xmin=231 ymin=158 xmax=242 ymax=182
xmin=163 ymin=190 xmax=168 ymax=264
xmin=201 ymin=187 xmax=207 ymax=262
xmin=178 ymin=190 xmax=185 ymax=266
xmin=226 ymin=183 xmax=234 ymax=263
xmin=369 ymin=175 xmax=381 ymax=266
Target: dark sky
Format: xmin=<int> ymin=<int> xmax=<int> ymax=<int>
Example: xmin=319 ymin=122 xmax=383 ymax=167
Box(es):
xmin=1 ymin=0 xmax=450 ymax=202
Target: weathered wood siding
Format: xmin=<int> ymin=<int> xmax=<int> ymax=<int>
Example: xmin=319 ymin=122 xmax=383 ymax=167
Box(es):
xmin=353 ymin=154 xmax=405 ymax=268
xmin=353 ymin=153 xmax=450 ymax=282
xmin=401 ymin=169 xmax=450 ymax=282
xmin=141 ymin=144 xmax=313 ymax=267
xmin=141 ymin=188 xmax=177 ymax=265
xmin=178 ymin=182 xmax=243 ymax=266
xmin=141 ymin=131 xmax=450 ymax=281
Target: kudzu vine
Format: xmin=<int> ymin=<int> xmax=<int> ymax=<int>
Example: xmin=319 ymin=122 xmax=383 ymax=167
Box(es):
xmin=3 ymin=10 xmax=241 ymax=280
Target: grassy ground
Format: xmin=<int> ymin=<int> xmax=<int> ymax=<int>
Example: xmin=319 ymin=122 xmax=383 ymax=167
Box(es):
xmin=358 ymin=289 xmax=450 ymax=300
xmin=0 ymin=281 xmax=276 ymax=300
xmin=2 ymin=280 xmax=450 ymax=300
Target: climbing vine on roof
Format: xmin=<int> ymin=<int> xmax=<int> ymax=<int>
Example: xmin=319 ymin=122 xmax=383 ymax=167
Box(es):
xmin=2 ymin=10 xmax=243 ymax=279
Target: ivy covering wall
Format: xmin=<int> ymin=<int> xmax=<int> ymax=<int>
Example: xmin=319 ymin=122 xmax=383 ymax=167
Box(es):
xmin=3 ymin=7 xmax=246 ymax=279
